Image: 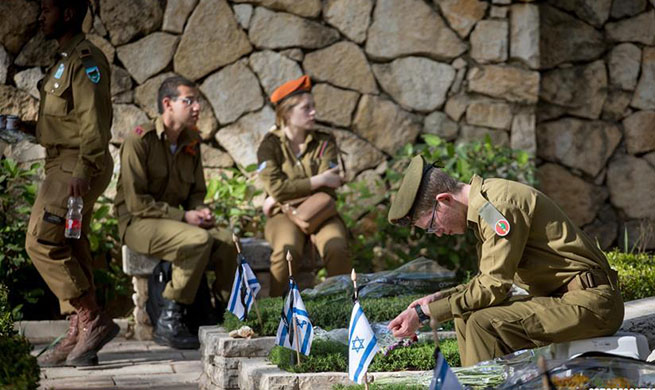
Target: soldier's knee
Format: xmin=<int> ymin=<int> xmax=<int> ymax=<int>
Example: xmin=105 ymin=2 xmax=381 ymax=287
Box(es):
xmin=323 ymin=237 xmax=349 ymax=258
xmin=466 ymin=310 xmax=494 ymax=333
xmin=185 ymin=228 xmax=212 ymax=249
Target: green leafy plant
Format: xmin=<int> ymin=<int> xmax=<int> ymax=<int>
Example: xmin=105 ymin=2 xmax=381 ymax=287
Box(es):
xmin=337 ymin=134 xmax=537 ymax=276
xmin=0 ymin=284 xmax=40 ymax=390
xmin=205 ymin=165 xmax=264 ymax=237
xmin=607 ymin=250 xmax=655 ymax=301
xmin=0 ymin=159 xmax=45 ymax=320
xmin=269 ymin=338 xmax=460 ymax=374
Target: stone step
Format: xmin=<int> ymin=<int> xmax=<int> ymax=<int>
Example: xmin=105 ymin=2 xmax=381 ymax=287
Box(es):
xmin=16 ymin=318 xmax=129 ymax=344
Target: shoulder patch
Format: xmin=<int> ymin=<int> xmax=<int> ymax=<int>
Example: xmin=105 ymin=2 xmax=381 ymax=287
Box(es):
xmin=479 ymin=201 xmax=511 ymax=237
xmin=135 ymin=126 xmax=144 ymax=136
xmin=79 ymin=51 xmax=100 ymax=84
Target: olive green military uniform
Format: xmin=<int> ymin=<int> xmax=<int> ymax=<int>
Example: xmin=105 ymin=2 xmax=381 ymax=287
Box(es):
xmin=26 ymin=33 xmax=113 ymax=314
xmin=389 ymin=157 xmax=623 ymax=367
xmin=114 ymin=118 xmax=236 ymax=305
xmin=257 ymin=128 xmax=351 ymax=296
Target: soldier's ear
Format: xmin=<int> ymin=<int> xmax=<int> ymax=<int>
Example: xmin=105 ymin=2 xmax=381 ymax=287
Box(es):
xmin=436 ymin=193 xmax=452 ymax=203
xmin=63 ymin=7 xmax=75 ymax=24
xmin=162 ymin=96 xmax=173 ymax=112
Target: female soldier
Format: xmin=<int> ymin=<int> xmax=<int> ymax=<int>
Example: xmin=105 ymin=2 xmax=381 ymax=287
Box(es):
xmin=257 ymin=75 xmax=352 ymax=296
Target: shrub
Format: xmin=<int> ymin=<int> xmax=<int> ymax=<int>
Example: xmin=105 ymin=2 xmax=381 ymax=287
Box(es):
xmin=607 ymin=250 xmax=655 ymax=301
xmin=0 ymin=284 xmax=40 ymax=390
xmin=205 ymin=164 xmax=264 ymax=237
xmin=0 ymin=159 xmax=47 ymax=320
xmin=269 ymin=338 xmax=460 ymax=374
xmin=337 ymin=134 xmax=536 ymax=276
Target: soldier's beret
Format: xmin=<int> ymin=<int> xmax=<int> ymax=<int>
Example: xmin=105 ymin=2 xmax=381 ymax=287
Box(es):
xmin=388 ymin=155 xmax=429 ymax=226
xmin=270 ymin=75 xmax=311 ymax=104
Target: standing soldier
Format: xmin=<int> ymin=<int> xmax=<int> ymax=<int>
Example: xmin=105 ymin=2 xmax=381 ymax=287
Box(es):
xmin=27 ymin=0 xmax=117 ymax=367
xmin=114 ymin=76 xmax=236 ymax=349
xmin=387 ymin=156 xmax=624 ymax=366
xmin=257 ymin=75 xmax=352 ymax=297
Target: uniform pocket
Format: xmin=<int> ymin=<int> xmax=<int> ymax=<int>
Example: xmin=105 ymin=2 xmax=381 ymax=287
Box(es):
xmin=32 ymin=205 xmax=67 ymax=245
xmin=43 ymin=93 xmax=69 ymax=116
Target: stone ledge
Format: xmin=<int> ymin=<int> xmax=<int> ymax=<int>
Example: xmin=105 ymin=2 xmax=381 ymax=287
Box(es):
xmin=16 ymin=319 xmax=129 ymax=344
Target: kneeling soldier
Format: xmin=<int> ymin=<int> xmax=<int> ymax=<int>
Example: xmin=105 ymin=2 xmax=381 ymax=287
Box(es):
xmin=387 ymin=156 xmax=623 ymax=366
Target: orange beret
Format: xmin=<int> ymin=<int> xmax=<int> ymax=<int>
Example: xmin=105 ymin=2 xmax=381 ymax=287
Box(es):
xmin=270 ymin=75 xmax=311 ymax=104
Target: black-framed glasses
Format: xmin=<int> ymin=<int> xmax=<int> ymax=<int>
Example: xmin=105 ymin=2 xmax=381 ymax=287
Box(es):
xmin=426 ymin=199 xmax=439 ymax=234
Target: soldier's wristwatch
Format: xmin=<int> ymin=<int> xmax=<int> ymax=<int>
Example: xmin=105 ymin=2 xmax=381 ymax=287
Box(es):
xmin=414 ymin=304 xmax=430 ymax=324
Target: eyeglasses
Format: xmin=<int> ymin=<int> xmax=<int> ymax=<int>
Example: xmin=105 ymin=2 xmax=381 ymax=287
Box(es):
xmin=426 ymin=199 xmax=439 ymax=234
xmin=172 ymin=96 xmax=201 ymax=107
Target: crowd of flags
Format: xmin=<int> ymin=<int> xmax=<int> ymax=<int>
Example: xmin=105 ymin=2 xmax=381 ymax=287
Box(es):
xmin=228 ymin=242 xmax=462 ymax=387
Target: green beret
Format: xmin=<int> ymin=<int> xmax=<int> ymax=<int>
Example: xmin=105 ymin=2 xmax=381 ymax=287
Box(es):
xmin=388 ymin=155 xmax=427 ymax=226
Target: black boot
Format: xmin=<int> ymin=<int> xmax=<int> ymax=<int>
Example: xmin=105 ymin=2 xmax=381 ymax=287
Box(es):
xmin=153 ymin=299 xmax=200 ymax=349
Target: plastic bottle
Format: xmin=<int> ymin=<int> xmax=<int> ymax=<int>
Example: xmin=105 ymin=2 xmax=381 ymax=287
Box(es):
xmin=65 ymin=196 xmax=83 ymax=239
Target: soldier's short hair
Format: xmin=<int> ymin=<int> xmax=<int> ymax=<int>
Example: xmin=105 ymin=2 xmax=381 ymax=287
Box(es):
xmin=53 ymin=0 xmax=90 ymax=29
xmin=411 ymin=167 xmax=459 ymax=224
xmin=157 ymin=76 xmax=196 ymax=114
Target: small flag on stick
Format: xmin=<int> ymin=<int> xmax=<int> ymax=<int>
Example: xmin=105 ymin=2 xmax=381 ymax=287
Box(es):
xmin=275 ymin=251 xmax=314 ymax=358
xmin=348 ymin=269 xmax=379 ymax=386
xmin=227 ymin=235 xmax=261 ymax=322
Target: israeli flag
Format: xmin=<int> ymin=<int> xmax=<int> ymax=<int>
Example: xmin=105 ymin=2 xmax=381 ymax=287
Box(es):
xmin=348 ymin=301 xmax=379 ymax=384
xmin=429 ymin=346 xmax=463 ymax=390
xmin=227 ymin=253 xmax=261 ymax=321
xmin=275 ymin=278 xmax=314 ymax=355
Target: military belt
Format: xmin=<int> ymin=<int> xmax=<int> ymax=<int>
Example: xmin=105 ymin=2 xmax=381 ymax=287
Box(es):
xmin=555 ymin=268 xmax=618 ymax=295
xmin=45 ymin=145 xmax=79 ymax=158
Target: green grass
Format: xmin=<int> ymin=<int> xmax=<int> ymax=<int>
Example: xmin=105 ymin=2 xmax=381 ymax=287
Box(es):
xmin=268 ymin=338 xmax=460 ymax=374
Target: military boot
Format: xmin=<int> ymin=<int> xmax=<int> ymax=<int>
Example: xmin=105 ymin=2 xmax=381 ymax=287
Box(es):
xmin=66 ymin=292 xmax=120 ymax=366
xmin=37 ymin=314 xmax=79 ymax=367
xmin=153 ymin=299 xmax=200 ymax=349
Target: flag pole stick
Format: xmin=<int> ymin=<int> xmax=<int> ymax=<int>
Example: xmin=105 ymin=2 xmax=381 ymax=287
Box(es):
xmin=233 ymin=233 xmax=263 ymax=331
xmin=287 ymin=251 xmax=302 ymax=365
xmin=351 ymin=269 xmax=369 ymax=390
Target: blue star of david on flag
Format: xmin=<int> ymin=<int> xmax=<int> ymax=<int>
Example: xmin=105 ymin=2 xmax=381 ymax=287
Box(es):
xmin=351 ymin=336 xmax=365 ymax=353
xmin=348 ymin=300 xmax=379 ymax=384
xmin=227 ymin=253 xmax=261 ymax=321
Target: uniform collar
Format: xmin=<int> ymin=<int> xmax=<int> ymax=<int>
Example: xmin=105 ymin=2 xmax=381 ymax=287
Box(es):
xmin=155 ymin=116 xmax=195 ymax=146
xmin=272 ymin=127 xmax=317 ymax=156
xmin=466 ymin=175 xmax=487 ymax=224
xmin=58 ymin=33 xmax=85 ymax=58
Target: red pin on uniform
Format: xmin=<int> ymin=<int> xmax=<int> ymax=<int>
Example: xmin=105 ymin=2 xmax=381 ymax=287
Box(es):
xmin=495 ymin=219 xmax=510 ymax=236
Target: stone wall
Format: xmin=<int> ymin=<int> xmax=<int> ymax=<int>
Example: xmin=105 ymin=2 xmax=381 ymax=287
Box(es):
xmin=0 ymin=0 xmax=653 ymax=250
xmin=535 ymin=0 xmax=655 ymax=250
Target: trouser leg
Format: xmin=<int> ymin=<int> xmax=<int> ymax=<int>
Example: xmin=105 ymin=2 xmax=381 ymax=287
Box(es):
xmin=265 ymin=213 xmax=305 ymax=297
xmin=208 ymin=227 xmax=238 ymax=302
xmin=313 ymin=216 xmax=351 ymax=277
xmin=124 ymin=219 xmax=212 ymax=305
xmin=455 ymin=293 xmax=623 ymax=366
xmin=26 ymin=151 xmax=112 ymax=313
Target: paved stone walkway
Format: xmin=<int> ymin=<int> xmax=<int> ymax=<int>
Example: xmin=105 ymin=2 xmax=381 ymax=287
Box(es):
xmin=33 ymin=338 xmax=201 ymax=390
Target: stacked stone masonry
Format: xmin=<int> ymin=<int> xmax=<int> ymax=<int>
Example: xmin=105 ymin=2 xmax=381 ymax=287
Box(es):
xmin=1 ymin=0 xmax=654 ymax=250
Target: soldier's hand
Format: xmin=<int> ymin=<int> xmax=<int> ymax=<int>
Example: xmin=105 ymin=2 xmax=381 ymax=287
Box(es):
xmin=198 ymin=208 xmax=215 ymax=229
xmin=388 ymin=308 xmax=420 ymax=338
xmin=69 ymin=177 xmax=90 ymax=197
xmin=262 ymin=196 xmax=276 ymax=217
xmin=407 ymin=292 xmax=443 ymax=310
xmin=320 ymin=167 xmax=343 ymax=188
xmin=184 ymin=210 xmax=206 ymax=226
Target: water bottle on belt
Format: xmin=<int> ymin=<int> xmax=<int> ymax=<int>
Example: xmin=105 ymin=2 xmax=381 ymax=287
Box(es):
xmin=65 ymin=196 xmax=83 ymax=239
